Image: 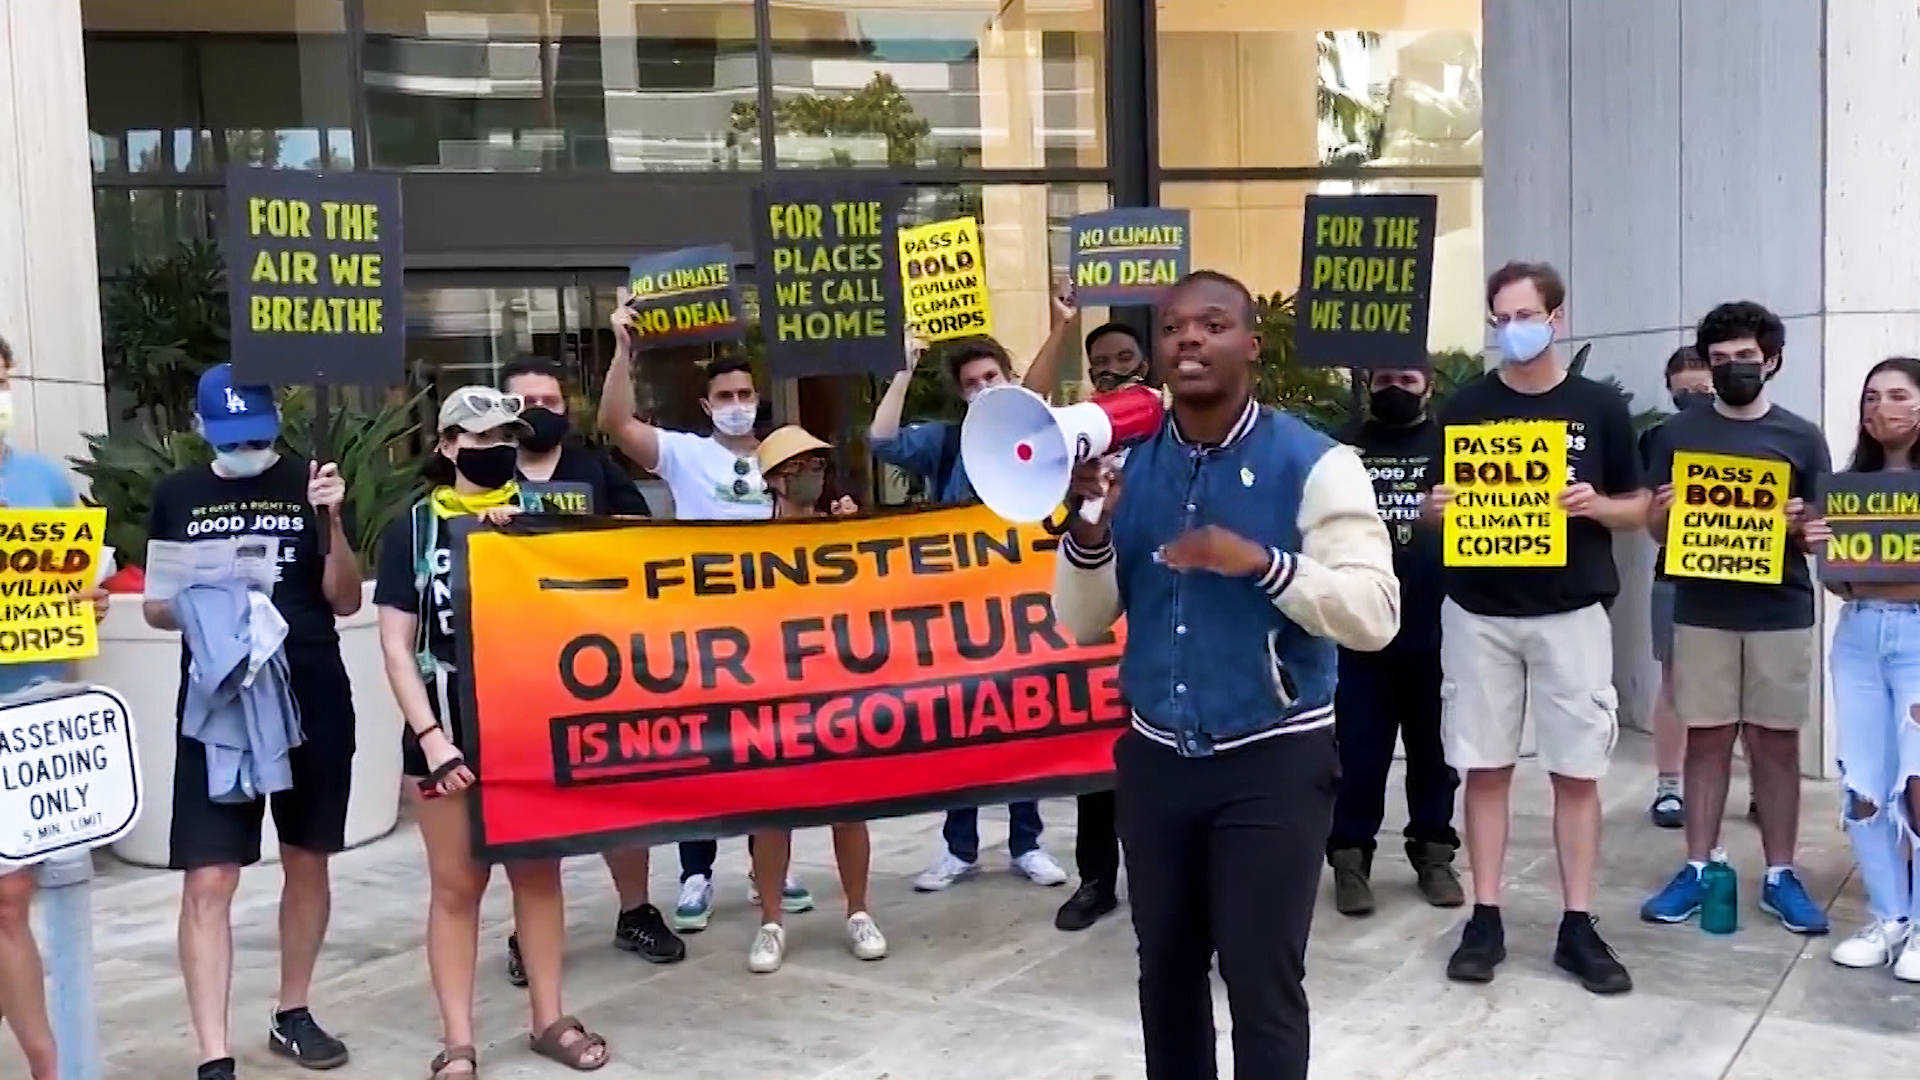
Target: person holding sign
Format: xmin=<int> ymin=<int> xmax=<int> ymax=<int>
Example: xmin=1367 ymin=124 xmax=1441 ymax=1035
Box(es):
xmin=494 ymin=358 xmax=682 ymax=985
xmin=374 ymin=388 xmax=611 ymax=1077
xmin=1325 ymin=366 xmax=1462 ymax=918
xmin=1053 ymin=271 xmax=1398 ymax=1080
xmin=1421 ymin=262 xmax=1646 ymax=995
xmin=872 ymin=292 xmax=1077 ymax=895
xmin=144 ymin=365 xmax=363 ymax=1080
xmin=0 ymin=333 xmax=111 ymax=1080
xmin=740 ymin=425 xmax=886 ymax=974
xmin=1822 ymin=356 xmax=1920 ymax=978
xmin=598 ymin=306 xmax=817 ymax=930
xmin=1639 ymin=302 xmax=1832 ymax=937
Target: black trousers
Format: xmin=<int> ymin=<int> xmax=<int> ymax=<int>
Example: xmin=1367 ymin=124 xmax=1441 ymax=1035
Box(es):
xmin=1328 ymin=647 xmax=1459 ymax=856
xmin=1117 ymin=726 xmax=1338 ymax=1080
xmin=1076 ymin=789 xmax=1120 ymax=889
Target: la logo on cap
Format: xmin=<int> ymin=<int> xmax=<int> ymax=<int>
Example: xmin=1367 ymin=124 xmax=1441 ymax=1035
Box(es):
xmin=224 ymin=387 xmax=247 ymax=414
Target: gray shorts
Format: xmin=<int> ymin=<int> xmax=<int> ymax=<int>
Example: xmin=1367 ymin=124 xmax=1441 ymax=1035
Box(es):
xmin=1650 ymin=580 xmax=1676 ymax=664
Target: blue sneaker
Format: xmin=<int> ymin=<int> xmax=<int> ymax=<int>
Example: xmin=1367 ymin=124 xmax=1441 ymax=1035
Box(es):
xmin=1640 ymin=864 xmax=1706 ymax=923
xmin=1760 ymin=869 xmax=1831 ymax=935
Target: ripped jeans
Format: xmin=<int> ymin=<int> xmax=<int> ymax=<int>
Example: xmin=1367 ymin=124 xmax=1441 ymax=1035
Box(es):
xmin=1829 ymin=601 xmax=1920 ymax=922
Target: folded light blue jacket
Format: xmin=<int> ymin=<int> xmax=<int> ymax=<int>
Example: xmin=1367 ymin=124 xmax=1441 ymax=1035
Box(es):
xmin=174 ymin=582 xmax=304 ymax=804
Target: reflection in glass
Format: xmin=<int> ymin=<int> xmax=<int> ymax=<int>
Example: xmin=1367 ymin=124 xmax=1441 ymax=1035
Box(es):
xmin=362 ymin=1 xmax=759 ymax=173
xmin=760 ymin=0 xmax=1104 ymax=170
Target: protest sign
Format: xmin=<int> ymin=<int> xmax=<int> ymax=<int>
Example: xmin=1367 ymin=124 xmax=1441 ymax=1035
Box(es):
xmin=518 ymin=482 xmax=596 ymax=516
xmin=0 ymin=686 xmax=141 ymax=865
xmin=1068 ymin=208 xmax=1190 ymax=306
xmin=1820 ymin=472 xmax=1920 ymax=583
xmin=753 ymin=182 xmax=904 ymax=379
xmin=455 ymin=504 xmax=1127 ymax=860
xmin=899 ymin=217 xmax=992 ymax=342
xmin=1663 ymin=451 xmax=1788 ymax=584
xmin=1443 ymin=421 xmax=1568 ymax=567
xmin=1294 ymin=194 xmax=1437 ymax=369
xmin=625 ymin=244 xmax=743 ymax=346
xmin=0 ymin=509 xmax=106 ymax=665
xmin=224 ymin=168 xmax=404 ymax=385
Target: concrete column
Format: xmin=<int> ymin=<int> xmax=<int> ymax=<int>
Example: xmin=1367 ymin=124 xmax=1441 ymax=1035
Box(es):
xmin=0 ymin=0 xmax=109 ymax=478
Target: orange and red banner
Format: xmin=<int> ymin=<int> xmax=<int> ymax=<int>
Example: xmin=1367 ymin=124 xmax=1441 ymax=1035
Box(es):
xmin=456 ymin=505 xmax=1128 ymax=860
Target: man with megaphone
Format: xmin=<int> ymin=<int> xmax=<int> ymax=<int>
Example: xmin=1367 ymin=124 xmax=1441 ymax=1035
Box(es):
xmin=1051 ymin=271 xmax=1399 ymax=1080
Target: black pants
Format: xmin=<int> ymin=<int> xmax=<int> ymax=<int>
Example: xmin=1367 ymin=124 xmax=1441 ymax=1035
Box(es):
xmin=1117 ymin=727 xmax=1338 ymax=1080
xmin=1328 ymin=648 xmax=1459 ymax=856
xmin=1076 ymin=789 xmax=1120 ymax=890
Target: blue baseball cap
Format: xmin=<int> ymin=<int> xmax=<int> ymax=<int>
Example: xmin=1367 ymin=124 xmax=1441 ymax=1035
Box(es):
xmin=194 ymin=364 xmax=280 ymax=446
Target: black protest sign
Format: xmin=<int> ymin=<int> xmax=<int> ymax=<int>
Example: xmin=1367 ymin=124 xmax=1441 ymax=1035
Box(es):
xmin=1294 ymin=194 xmax=1437 ymax=369
xmin=518 ymin=482 xmax=596 ymax=516
xmin=1068 ymin=208 xmax=1190 ymax=306
xmin=1819 ymin=472 xmax=1920 ymax=583
xmin=626 ymin=245 xmax=744 ymax=346
xmin=224 ymin=168 xmax=404 ymax=385
xmin=752 ymin=182 xmax=904 ymax=379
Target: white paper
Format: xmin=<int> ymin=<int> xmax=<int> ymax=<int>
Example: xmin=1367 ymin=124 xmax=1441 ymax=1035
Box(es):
xmin=95 ymin=545 xmax=116 ymax=587
xmin=142 ymin=537 xmax=281 ymax=602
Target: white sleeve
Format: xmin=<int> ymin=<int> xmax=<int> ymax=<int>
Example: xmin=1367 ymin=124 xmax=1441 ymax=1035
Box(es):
xmin=1051 ymin=533 xmax=1122 ymax=645
xmin=651 ymin=429 xmax=698 ymax=489
xmin=1265 ymin=443 xmax=1400 ymax=651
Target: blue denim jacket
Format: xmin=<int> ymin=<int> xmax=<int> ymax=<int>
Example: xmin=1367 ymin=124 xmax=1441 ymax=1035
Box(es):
xmin=1054 ymin=400 xmax=1399 ymax=757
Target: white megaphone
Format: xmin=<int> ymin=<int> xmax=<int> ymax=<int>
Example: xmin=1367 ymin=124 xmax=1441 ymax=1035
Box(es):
xmin=961 ymin=383 xmax=1165 ymax=523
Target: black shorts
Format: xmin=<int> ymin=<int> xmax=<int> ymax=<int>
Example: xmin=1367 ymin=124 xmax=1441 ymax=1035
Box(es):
xmin=168 ymin=645 xmax=357 ymax=870
xmin=400 ymin=674 xmax=465 ymax=779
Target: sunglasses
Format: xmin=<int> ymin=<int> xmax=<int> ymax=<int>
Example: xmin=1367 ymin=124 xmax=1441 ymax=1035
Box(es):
xmin=730 ymin=455 xmax=763 ymax=498
xmin=213 ymin=440 xmax=274 ymax=453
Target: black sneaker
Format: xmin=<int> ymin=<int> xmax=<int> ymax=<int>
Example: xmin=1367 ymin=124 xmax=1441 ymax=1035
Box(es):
xmin=615 ymin=903 xmax=688 ymax=963
xmin=506 ymin=932 xmax=529 ymax=987
xmin=197 ymin=1058 xmax=237 ymax=1080
xmin=268 ymin=1006 xmax=350 ymax=1070
xmin=1649 ymin=791 xmax=1684 ymax=829
xmin=1554 ymin=912 xmax=1633 ymax=995
xmin=1054 ymin=882 xmax=1119 ymax=931
xmin=1446 ymin=905 xmax=1506 ymax=983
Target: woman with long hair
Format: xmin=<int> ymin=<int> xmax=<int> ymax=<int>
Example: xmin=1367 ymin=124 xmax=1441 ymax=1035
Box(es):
xmin=742 ymin=425 xmax=889 ymax=973
xmin=375 ymin=387 xmax=612 ymax=1075
xmin=1821 ymin=356 xmax=1920 ymax=980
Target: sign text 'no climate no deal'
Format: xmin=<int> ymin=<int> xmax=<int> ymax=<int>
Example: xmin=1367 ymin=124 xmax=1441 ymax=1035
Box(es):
xmin=1294 ymin=193 xmax=1437 ymax=369
xmin=752 ymin=182 xmax=905 ymax=379
xmin=1067 ymin=208 xmax=1190 ymax=307
xmin=624 ymin=244 xmax=745 ymax=347
xmin=223 ymin=167 xmax=404 ymax=385
xmin=456 ymin=504 xmax=1128 ymax=860
xmin=1820 ymin=471 xmax=1920 ymax=582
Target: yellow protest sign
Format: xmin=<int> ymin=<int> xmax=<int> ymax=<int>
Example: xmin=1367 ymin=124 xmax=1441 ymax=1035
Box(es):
xmin=1663 ymin=451 xmax=1788 ymax=583
xmin=899 ymin=217 xmax=992 ymax=342
xmin=1443 ymin=421 xmax=1568 ymax=567
xmin=0 ymin=509 xmax=106 ymax=664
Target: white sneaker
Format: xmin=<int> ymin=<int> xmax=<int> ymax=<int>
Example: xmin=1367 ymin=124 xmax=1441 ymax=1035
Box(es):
xmin=1832 ymin=918 xmax=1909 ymax=968
xmin=913 ymin=851 xmax=979 ymax=892
xmin=846 ymin=911 xmax=888 ymax=961
xmin=1896 ymin=935 xmax=1920 ymax=982
xmin=1013 ymin=849 xmax=1069 ymax=887
xmin=748 ymin=922 xmax=787 ymax=974
xmin=673 ymin=874 xmax=714 ymax=932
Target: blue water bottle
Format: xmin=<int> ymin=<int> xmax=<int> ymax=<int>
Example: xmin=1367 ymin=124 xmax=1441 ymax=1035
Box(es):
xmin=1700 ymin=848 xmax=1738 ymax=934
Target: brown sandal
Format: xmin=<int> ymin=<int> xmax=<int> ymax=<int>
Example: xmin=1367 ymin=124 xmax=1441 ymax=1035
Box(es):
xmin=529 ymin=1015 xmax=609 ymax=1071
xmin=428 ymin=1044 xmax=477 ymax=1079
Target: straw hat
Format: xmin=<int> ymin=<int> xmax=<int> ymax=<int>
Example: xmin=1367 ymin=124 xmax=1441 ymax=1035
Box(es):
xmin=756 ymin=424 xmax=832 ymax=474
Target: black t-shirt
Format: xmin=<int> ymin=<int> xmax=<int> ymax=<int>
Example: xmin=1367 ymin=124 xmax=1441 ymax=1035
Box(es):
xmin=148 ymin=456 xmax=343 ymax=650
xmin=373 ymin=507 xmax=456 ymax=667
xmin=1439 ymin=372 xmax=1643 ymax=617
xmin=517 ymin=442 xmax=652 ymax=517
xmin=1341 ymin=416 xmax=1443 ymax=653
xmin=1646 ymin=403 xmax=1829 ymax=631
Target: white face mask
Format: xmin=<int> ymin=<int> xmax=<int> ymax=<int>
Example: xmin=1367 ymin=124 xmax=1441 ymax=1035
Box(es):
xmin=0 ymin=389 xmax=15 ymax=438
xmin=213 ymin=446 xmax=278 ymax=479
xmin=711 ymin=403 xmax=756 ymax=437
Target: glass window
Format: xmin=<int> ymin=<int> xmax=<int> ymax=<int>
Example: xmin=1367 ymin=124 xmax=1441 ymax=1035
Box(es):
xmin=1156 ymin=1 xmax=1481 ymax=170
xmin=362 ymin=1 xmax=760 ymax=172
xmin=761 ymin=0 xmax=1104 ymax=170
xmin=1162 ymin=177 xmax=1484 ymax=355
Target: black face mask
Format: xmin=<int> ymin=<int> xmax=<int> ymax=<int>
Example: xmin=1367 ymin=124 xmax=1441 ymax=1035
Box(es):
xmin=1368 ymin=385 xmax=1425 ymax=426
xmin=454 ymin=444 xmax=519 ymax=490
xmin=1091 ymin=364 xmax=1146 ymax=393
xmin=1673 ymin=389 xmax=1715 ymax=412
xmin=520 ymin=407 xmax=570 ymax=453
xmin=1712 ymin=361 xmax=1767 ymax=408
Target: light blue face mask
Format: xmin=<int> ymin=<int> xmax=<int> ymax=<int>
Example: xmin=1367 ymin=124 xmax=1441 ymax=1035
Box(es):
xmin=1495 ymin=319 xmax=1555 ymax=365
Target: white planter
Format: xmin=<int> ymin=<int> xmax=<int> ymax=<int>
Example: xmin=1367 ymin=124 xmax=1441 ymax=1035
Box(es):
xmin=78 ymin=582 xmax=403 ymax=869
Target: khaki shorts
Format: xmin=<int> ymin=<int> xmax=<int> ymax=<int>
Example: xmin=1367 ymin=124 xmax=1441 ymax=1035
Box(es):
xmin=1671 ymin=625 xmax=1815 ymax=730
xmin=1440 ymin=600 xmax=1619 ymax=780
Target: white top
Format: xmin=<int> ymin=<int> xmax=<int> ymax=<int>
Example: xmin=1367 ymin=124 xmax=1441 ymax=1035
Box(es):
xmin=654 ymin=430 xmax=773 ymax=521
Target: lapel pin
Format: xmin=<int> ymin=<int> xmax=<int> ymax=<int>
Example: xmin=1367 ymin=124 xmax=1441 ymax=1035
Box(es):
xmin=1240 ymin=467 xmax=1255 ymax=488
